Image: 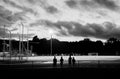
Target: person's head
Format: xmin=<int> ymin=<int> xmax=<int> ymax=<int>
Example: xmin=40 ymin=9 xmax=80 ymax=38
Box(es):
xmin=54 ymin=55 xmax=56 ymax=58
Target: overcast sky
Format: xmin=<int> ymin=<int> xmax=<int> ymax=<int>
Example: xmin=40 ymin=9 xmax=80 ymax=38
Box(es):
xmin=0 ymin=0 xmax=120 ymax=41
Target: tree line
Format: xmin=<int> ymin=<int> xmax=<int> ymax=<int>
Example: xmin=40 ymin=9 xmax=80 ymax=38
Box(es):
xmin=0 ymin=36 xmax=120 ymax=56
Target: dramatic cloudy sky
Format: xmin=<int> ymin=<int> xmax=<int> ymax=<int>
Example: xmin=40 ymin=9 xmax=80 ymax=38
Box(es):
xmin=1 ymin=0 xmax=120 ymax=41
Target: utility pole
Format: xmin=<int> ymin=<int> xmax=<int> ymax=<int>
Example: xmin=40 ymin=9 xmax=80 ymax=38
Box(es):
xmin=19 ymin=32 xmax=21 ymax=56
xmin=27 ymin=27 xmax=29 ymax=55
xmin=8 ymin=30 xmax=11 ymax=62
xmin=19 ymin=23 xmax=22 ymax=60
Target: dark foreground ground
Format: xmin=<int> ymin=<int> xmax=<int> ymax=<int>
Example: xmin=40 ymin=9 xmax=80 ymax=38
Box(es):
xmin=0 ymin=68 xmax=120 ymax=78
xmin=0 ymin=62 xmax=120 ymax=78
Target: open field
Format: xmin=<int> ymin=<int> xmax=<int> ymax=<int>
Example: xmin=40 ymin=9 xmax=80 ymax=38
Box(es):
xmin=0 ymin=56 xmax=120 ymax=69
xmin=0 ymin=56 xmax=120 ymax=77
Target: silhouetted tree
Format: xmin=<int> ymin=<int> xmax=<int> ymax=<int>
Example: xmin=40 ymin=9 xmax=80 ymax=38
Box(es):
xmin=32 ymin=36 xmax=40 ymax=42
xmin=105 ymin=37 xmax=119 ymax=55
xmin=0 ymin=36 xmax=120 ymax=56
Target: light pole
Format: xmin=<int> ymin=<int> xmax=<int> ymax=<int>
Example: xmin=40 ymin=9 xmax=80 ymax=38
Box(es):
xmin=19 ymin=32 xmax=21 ymax=57
xmin=18 ymin=23 xmax=21 ymax=60
xmin=18 ymin=22 xmax=23 ymax=60
xmin=49 ymin=30 xmax=54 ymax=56
xmin=18 ymin=21 xmax=26 ymax=60
xmin=50 ymin=35 xmax=52 ymax=55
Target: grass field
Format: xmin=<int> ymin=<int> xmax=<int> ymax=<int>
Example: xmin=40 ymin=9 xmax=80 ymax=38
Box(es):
xmin=0 ymin=56 xmax=120 ymax=69
xmin=0 ymin=56 xmax=120 ymax=77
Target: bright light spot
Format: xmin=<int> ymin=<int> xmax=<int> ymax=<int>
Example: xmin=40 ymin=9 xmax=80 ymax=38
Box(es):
xmin=49 ymin=29 xmax=54 ymax=35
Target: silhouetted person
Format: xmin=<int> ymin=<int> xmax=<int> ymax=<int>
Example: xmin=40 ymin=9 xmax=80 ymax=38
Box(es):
xmin=72 ymin=57 xmax=76 ymax=66
xmin=68 ymin=55 xmax=72 ymax=65
xmin=60 ymin=56 xmax=64 ymax=67
xmin=53 ymin=56 xmax=57 ymax=67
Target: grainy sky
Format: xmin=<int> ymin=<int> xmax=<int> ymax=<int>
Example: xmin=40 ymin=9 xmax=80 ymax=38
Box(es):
xmin=0 ymin=0 xmax=120 ymax=41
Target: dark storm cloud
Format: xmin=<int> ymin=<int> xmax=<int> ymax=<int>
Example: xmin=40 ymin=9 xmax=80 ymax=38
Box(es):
xmin=31 ymin=20 xmax=120 ymax=39
xmin=27 ymin=0 xmax=59 ymax=14
xmin=65 ymin=0 xmax=77 ymax=8
xmin=0 ymin=6 xmax=24 ymax=26
xmin=2 ymin=0 xmax=36 ymax=15
xmin=3 ymin=0 xmax=59 ymax=15
xmin=45 ymin=6 xmax=59 ymax=14
xmin=30 ymin=20 xmax=73 ymax=30
xmin=70 ymin=22 xmax=120 ymax=39
xmin=27 ymin=0 xmax=36 ymax=4
xmin=0 ymin=6 xmax=13 ymax=26
xmin=69 ymin=22 xmax=120 ymax=39
xmin=0 ymin=5 xmax=27 ymax=38
xmin=94 ymin=0 xmax=118 ymax=10
xmin=65 ymin=0 xmax=119 ymax=11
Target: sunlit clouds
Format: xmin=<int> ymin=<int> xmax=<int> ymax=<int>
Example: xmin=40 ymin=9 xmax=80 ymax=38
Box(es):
xmin=0 ymin=0 xmax=120 ymax=41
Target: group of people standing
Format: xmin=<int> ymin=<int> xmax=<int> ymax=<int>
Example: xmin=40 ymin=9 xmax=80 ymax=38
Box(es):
xmin=53 ymin=55 xmax=76 ymax=67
